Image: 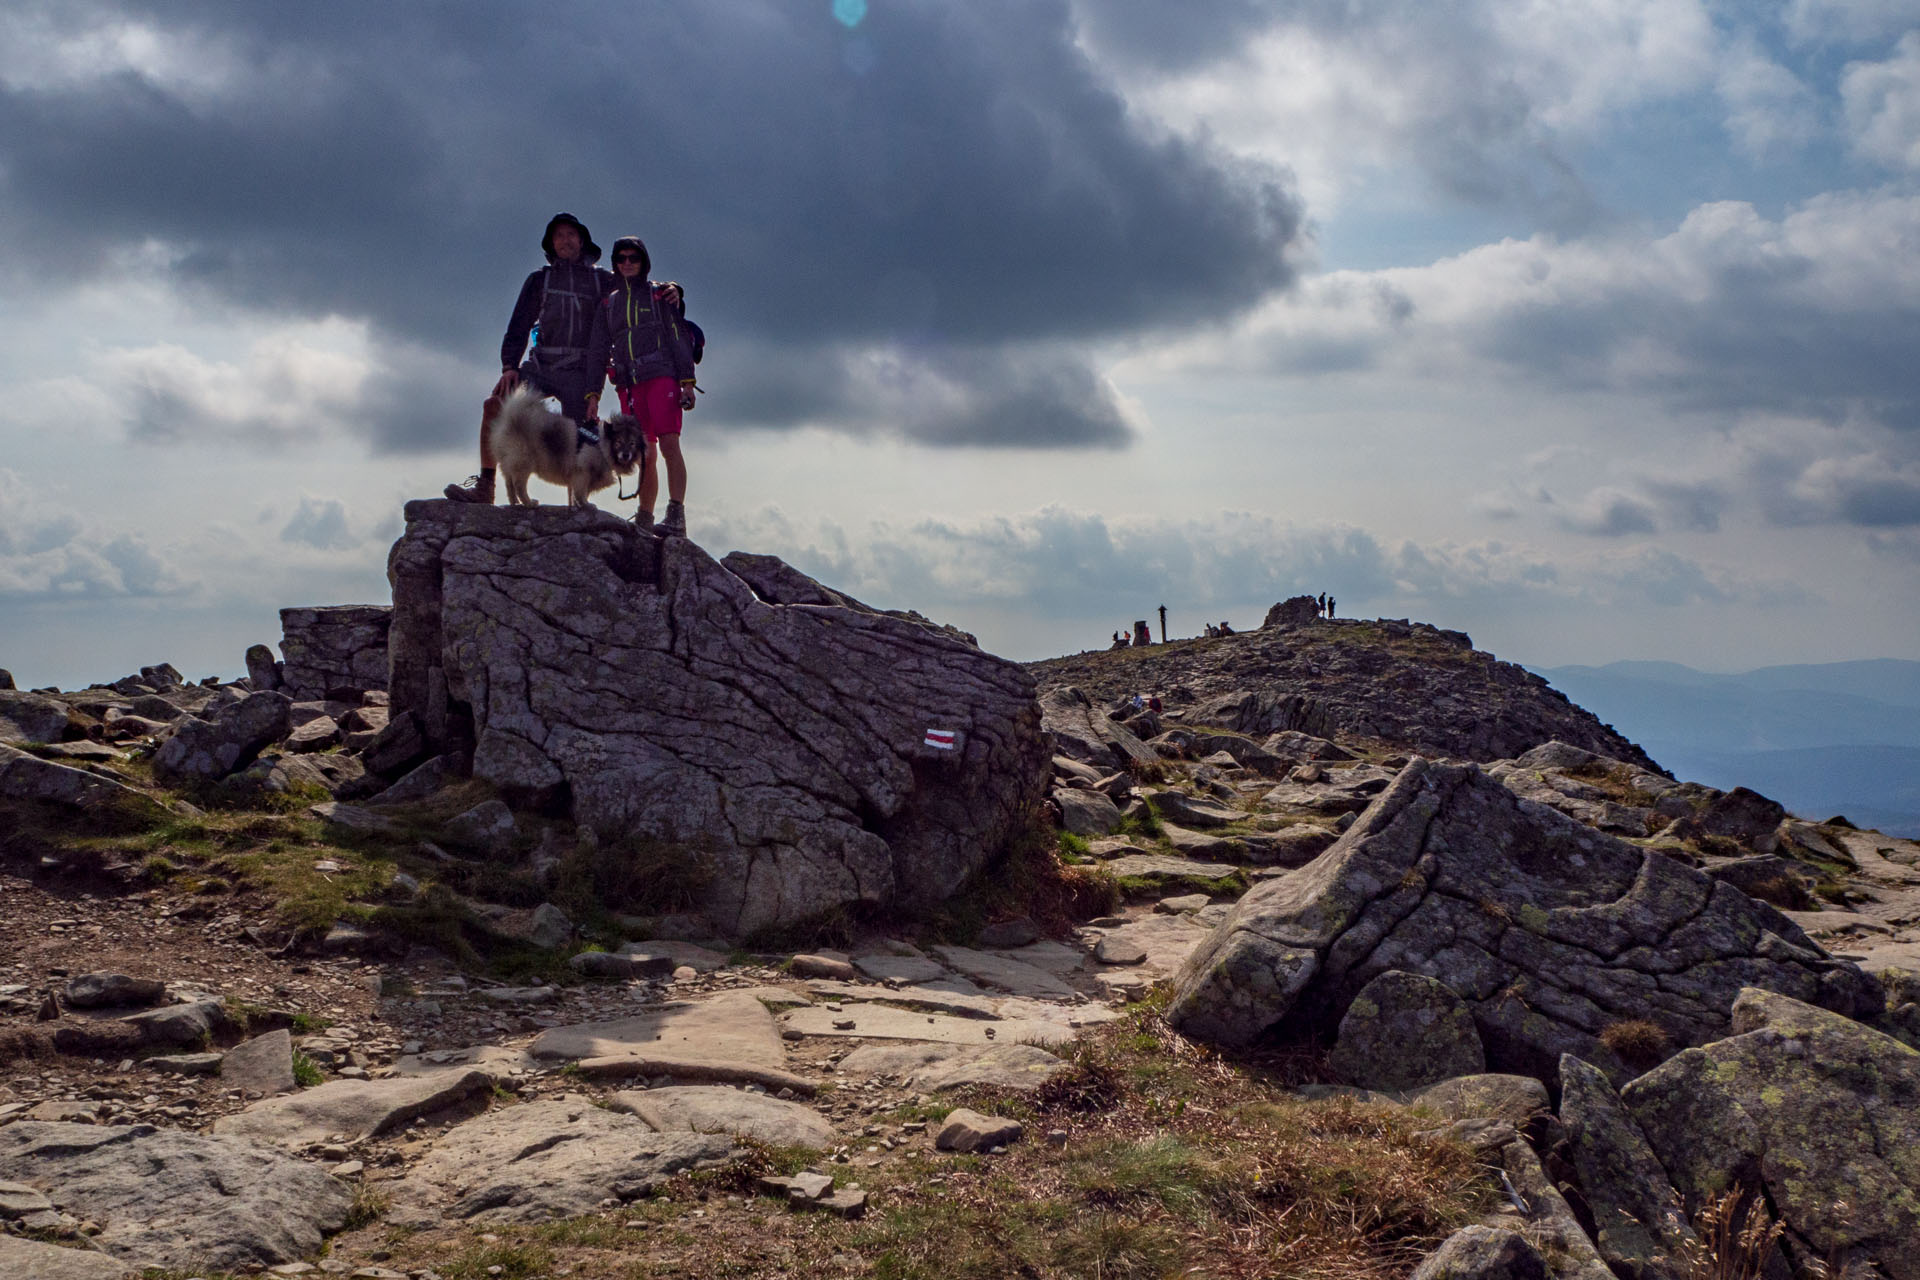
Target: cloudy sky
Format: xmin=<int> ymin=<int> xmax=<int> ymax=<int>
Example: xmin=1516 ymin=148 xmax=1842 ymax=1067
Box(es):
xmin=3 ymin=0 xmax=1918 ymax=689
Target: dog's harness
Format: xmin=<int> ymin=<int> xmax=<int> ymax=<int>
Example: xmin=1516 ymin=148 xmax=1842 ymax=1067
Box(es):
xmin=575 ymin=420 xmax=601 ymax=448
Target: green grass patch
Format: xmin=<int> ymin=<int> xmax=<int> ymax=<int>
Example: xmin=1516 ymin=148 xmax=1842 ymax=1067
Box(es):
xmin=291 ymin=1051 xmax=324 ymax=1087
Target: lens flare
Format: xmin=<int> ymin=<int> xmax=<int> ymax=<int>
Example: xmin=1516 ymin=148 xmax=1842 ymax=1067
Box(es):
xmin=832 ymin=0 xmax=867 ymax=29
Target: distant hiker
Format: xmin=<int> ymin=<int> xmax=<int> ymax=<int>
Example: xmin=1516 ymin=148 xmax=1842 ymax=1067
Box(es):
xmin=1147 ymin=694 xmax=1162 ymax=713
xmin=1111 ymin=631 xmax=1127 ymax=650
xmin=1318 ymin=592 xmax=1327 ymax=616
xmin=446 ymin=212 xmax=614 ymax=504
xmin=585 ymin=235 xmax=702 ymax=536
xmin=1218 ymin=620 xmax=1235 ymax=636
xmin=1204 ymin=623 xmax=1216 ymax=638
xmin=1133 ymin=620 xmax=1152 ymax=647
xmin=1327 ymin=597 xmax=1336 ymax=618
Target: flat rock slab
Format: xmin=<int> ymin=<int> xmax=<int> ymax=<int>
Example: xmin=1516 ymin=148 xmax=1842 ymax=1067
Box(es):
xmin=530 ymin=991 xmax=786 ymax=1069
xmin=995 ymin=940 xmax=1086 ymax=976
xmin=1084 ymin=914 xmax=1214 ymax=978
xmin=777 ymin=1003 xmax=1081 ymax=1047
xmin=222 ymin=1029 xmax=296 ymax=1096
xmin=212 ymin=1068 xmax=491 ymax=1145
xmin=1100 ymin=855 xmax=1241 ymax=887
xmin=119 ymin=998 xmax=227 ymax=1046
xmin=805 ymin=979 xmax=1002 ymax=1020
xmin=393 ymin=1099 xmax=734 ymax=1224
xmin=835 ymin=1042 xmax=1067 ymax=1091
xmin=0 ymin=1122 xmax=351 ymax=1271
xmin=0 ymin=1235 xmax=137 ymax=1280
xmin=612 ymin=1086 xmax=835 ymax=1149
xmin=928 ymin=946 xmax=1074 ymax=997
xmin=388 ymin=1045 xmax=539 ymax=1079
xmin=850 ymin=953 xmax=951 ymax=984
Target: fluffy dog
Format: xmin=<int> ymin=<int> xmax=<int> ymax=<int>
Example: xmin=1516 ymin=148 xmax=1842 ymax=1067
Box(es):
xmin=487 ymin=386 xmax=644 ymax=508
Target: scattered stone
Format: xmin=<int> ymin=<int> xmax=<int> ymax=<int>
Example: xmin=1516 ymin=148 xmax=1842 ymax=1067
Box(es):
xmin=444 ymin=800 xmax=517 ymax=854
xmin=620 ymin=939 xmax=729 ymax=973
xmin=0 ymin=743 xmax=169 ymax=818
xmin=935 ymin=1108 xmax=1023 ymax=1153
xmin=152 ymin=690 xmax=292 ymax=784
xmin=222 ymin=1029 xmax=297 ymax=1096
xmin=1093 ymin=936 xmax=1148 ymax=965
xmin=0 ymin=689 xmax=78 ymax=744
xmin=1098 ymin=854 xmax=1241 ymax=891
xmin=212 ymin=1068 xmax=492 ymax=1145
xmin=0 ymin=1122 xmax=352 ymax=1271
xmin=1146 ymin=789 xmax=1243 ymax=829
xmin=119 ymin=998 xmax=230 ymax=1046
xmin=27 ymin=1099 xmax=102 ymax=1123
xmin=789 ymin=954 xmax=857 ymax=981
xmin=392 ymin=1100 xmax=734 ymax=1224
xmin=1328 ymin=971 xmax=1486 ymax=1092
xmin=361 ymin=754 xmax=456 ymax=806
xmin=1054 ymin=787 xmax=1123 ymax=836
xmin=151 ymin=1052 xmax=225 ymax=1076
xmin=1155 ymin=894 xmax=1211 ymax=914
xmin=62 ymin=973 xmax=166 ymax=1010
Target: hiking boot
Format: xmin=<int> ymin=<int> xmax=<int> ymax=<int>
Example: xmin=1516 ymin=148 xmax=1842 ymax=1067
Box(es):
xmin=444 ymin=473 xmax=494 ymax=504
xmin=633 ymin=507 xmax=655 ymax=532
xmin=658 ymin=500 xmax=686 ymax=538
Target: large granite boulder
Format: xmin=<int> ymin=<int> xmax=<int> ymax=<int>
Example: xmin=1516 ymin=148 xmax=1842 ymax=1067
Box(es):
xmin=1166 ymin=760 xmax=1881 ymax=1080
xmin=1622 ymin=988 xmax=1920 ymax=1279
xmin=1039 ymin=685 xmax=1158 ymax=772
xmin=386 ymin=502 xmax=1048 ymax=936
xmin=1558 ymin=1054 xmax=1696 ymax=1280
xmin=0 ymin=689 xmax=78 ymax=744
xmin=1327 ymin=970 xmax=1485 ymax=1091
xmin=151 ymin=690 xmax=291 ymax=784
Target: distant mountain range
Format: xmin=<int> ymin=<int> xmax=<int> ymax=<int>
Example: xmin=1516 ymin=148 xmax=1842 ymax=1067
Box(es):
xmin=1535 ymin=659 xmax=1920 ymax=837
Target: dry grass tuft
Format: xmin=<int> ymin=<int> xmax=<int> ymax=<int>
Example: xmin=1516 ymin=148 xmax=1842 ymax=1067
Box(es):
xmin=1599 ymin=1019 xmax=1673 ymax=1071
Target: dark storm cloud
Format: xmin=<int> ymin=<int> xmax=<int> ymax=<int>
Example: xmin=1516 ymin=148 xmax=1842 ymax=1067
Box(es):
xmin=0 ymin=0 xmax=1301 ymax=450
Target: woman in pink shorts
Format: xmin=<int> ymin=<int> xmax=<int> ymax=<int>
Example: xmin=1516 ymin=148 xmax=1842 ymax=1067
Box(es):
xmin=584 ymin=235 xmax=701 ymax=537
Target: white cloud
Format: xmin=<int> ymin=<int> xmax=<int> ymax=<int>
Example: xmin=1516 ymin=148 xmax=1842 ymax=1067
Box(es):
xmin=280 ymin=496 xmax=359 ymax=551
xmin=0 ymin=468 xmax=194 ymax=600
xmin=1717 ymin=40 xmax=1824 ymax=155
xmin=1784 ymin=0 xmax=1920 ymax=45
xmin=1843 ymin=32 xmax=1920 ymax=170
xmin=100 ymin=320 xmax=375 ymax=446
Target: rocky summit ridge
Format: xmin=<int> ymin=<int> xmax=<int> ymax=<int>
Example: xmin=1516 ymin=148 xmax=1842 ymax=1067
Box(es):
xmin=4 ymin=536 xmax=1920 ymax=1278
xmin=1029 ymin=603 xmax=1659 ymax=770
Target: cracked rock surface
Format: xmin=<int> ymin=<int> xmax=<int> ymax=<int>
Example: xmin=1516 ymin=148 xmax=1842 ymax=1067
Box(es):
xmin=1167 ymin=759 xmax=1882 ymax=1078
xmin=386 ymin=502 xmax=1048 ymax=935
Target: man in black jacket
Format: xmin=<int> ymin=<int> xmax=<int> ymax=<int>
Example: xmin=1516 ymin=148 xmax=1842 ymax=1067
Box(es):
xmin=445 ymin=213 xmax=615 ymax=504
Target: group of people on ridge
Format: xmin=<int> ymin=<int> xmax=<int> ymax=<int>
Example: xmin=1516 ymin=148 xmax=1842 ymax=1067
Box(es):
xmin=444 ymin=213 xmax=702 ymax=537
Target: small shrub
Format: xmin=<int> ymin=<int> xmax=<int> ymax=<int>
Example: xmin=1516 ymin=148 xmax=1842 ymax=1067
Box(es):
xmin=344 ymin=1183 xmax=390 ymax=1230
xmin=1599 ymin=1019 xmax=1672 ymax=1071
xmin=1034 ymin=1040 xmax=1125 ymax=1114
xmin=551 ymin=834 xmax=714 ymax=920
xmin=291 ymin=1052 xmax=324 ymax=1087
xmin=1058 ymin=831 xmax=1092 ymax=862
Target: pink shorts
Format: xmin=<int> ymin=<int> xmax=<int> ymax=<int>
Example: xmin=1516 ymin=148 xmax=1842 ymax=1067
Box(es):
xmin=617 ymin=376 xmax=683 ymax=443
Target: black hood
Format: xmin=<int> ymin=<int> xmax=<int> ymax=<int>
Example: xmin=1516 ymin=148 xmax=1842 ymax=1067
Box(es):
xmin=541 ymin=212 xmax=602 ymax=264
xmin=609 ymin=235 xmax=651 ymax=278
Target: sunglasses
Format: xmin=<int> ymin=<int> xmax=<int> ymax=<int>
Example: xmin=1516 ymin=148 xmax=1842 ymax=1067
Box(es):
xmin=613 ymin=253 xmax=642 ymax=263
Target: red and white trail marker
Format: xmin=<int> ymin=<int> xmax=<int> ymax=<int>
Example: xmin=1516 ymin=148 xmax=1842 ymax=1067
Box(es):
xmin=924 ymin=728 xmax=957 ymax=750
